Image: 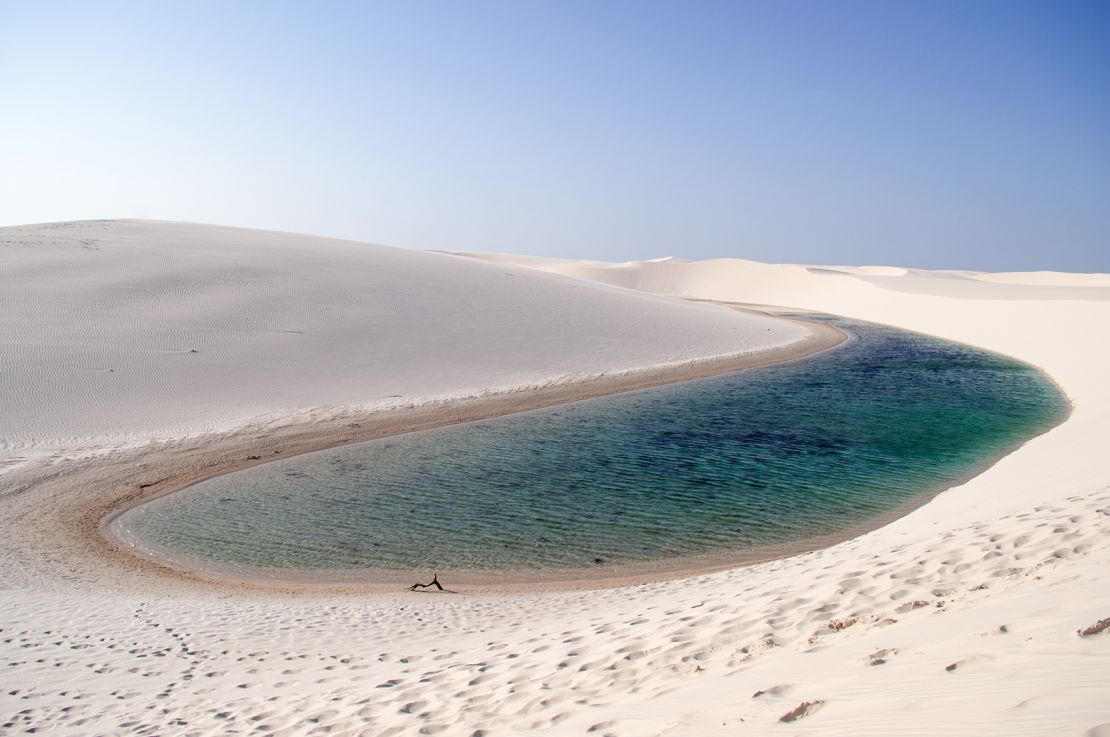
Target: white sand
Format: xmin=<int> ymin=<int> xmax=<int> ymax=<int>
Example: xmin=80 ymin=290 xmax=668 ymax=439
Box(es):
xmin=2 ymin=222 xmax=1109 ymax=736
xmin=0 ymin=220 xmax=806 ymax=467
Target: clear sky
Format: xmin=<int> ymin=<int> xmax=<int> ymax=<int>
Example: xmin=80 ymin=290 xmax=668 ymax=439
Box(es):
xmin=2 ymin=1 xmax=1107 ymax=270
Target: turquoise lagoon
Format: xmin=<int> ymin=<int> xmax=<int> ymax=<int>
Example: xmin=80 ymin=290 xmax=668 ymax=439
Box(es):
xmin=116 ymin=313 xmax=1068 ymax=575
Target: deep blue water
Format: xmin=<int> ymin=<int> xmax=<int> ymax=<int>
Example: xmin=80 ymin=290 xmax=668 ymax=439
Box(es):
xmin=118 ymin=313 xmax=1068 ymax=573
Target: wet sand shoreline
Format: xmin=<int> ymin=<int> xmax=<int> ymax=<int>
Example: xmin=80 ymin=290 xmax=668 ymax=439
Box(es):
xmin=105 ymin=398 xmax=1071 ymax=596
xmin=88 ymin=309 xmax=848 ymax=595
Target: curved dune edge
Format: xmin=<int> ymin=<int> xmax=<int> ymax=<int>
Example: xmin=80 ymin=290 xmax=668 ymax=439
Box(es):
xmin=4 ymin=253 xmax=1109 ymax=736
xmin=0 ymin=220 xmax=815 ymax=460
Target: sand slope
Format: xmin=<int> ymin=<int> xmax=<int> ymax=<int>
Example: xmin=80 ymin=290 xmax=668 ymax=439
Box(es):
xmin=2 ymin=227 xmax=1109 ymax=736
xmin=0 ymin=220 xmax=805 ymax=464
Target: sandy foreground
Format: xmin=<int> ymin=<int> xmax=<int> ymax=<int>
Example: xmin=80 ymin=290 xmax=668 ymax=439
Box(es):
xmin=2 ymin=222 xmax=1109 ymax=736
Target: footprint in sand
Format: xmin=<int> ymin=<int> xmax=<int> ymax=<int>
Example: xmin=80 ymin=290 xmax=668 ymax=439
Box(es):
xmin=945 ymin=654 xmax=995 ymax=672
xmin=866 ymin=647 xmax=897 ymax=665
xmin=779 ymin=699 xmax=825 ymax=722
xmin=752 ymin=683 xmax=793 ymax=698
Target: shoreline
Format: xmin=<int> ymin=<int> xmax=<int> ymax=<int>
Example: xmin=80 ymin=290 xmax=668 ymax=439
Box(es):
xmin=81 ymin=307 xmax=845 ymax=594
xmin=106 ymin=385 xmax=1071 ymax=596
xmin=95 ymin=308 xmax=1065 ymax=595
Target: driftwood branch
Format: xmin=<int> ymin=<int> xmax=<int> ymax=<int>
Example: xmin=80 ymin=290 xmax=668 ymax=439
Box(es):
xmin=409 ymin=573 xmax=444 ymax=591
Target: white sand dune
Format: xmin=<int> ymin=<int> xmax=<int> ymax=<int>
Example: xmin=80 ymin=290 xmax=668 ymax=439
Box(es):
xmin=975 ymin=270 xmax=1110 ymax=288
xmin=2 ymin=222 xmax=1109 ymax=736
xmin=0 ymin=220 xmax=807 ymax=465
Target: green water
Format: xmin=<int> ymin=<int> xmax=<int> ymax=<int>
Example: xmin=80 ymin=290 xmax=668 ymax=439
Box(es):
xmin=117 ymin=313 xmax=1068 ymax=573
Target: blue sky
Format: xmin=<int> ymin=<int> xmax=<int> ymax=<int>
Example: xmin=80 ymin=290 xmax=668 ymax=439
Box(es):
xmin=2 ymin=1 xmax=1107 ymax=270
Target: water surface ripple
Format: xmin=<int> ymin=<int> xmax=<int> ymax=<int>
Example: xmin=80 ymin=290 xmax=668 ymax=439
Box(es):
xmin=118 ymin=313 xmax=1068 ymax=574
